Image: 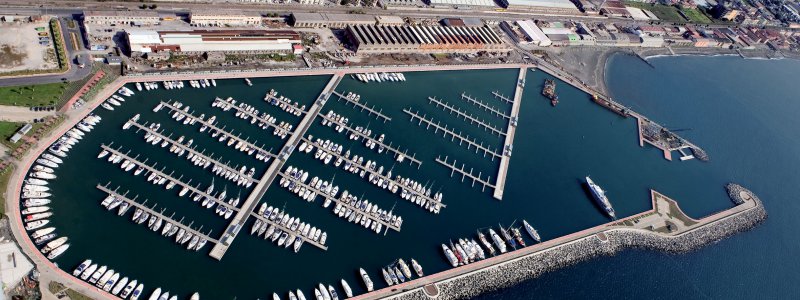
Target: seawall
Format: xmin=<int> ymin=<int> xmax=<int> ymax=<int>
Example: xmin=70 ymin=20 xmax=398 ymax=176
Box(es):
xmin=387 ymin=184 xmax=766 ymax=300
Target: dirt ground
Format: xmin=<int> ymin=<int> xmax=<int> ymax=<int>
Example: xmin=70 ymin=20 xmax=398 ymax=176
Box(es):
xmin=0 ymin=21 xmax=58 ymax=72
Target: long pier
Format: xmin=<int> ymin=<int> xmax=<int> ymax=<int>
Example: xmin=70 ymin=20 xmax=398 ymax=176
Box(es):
xmin=491 ymin=91 xmax=513 ymax=104
xmin=100 ymin=144 xmax=241 ymax=213
xmin=319 ymin=112 xmax=422 ymax=167
xmin=97 ymin=183 xmax=220 ymax=245
xmin=209 ymin=74 xmax=342 ymax=260
xmin=126 ymin=119 xmax=259 ymax=185
xmin=331 ymin=91 xmax=392 ymax=123
xmin=435 ymin=156 xmax=496 ymax=192
xmin=277 ymin=170 xmax=402 ymax=233
xmin=493 ymin=67 xmax=526 ymax=200
xmin=158 ymin=100 xmax=279 ymax=161
xmin=428 ymin=96 xmax=505 ymax=137
xmin=460 ymin=93 xmax=510 ymax=120
xmin=403 ymin=108 xmax=501 ymax=160
xmin=212 ymin=96 xmax=289 ymax=133
xmin=301 ymin=136 xmax=446 ymax=211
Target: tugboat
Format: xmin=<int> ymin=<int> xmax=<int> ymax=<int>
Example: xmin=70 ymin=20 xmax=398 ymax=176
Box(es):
xmin=542 ymin=79 xmax=558 ymax=106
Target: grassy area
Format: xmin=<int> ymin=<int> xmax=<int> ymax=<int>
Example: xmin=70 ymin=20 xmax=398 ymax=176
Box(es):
xmin=50 ymin=18 xmax=68 ymax=71
xmin=47 ymin=281 xmax=92 ymax=300
xmin=0 ymin=121 xmax=23 ymax=142
xmin=625 ymin=1 xmax=687 ymax=22
xmin=65 ymin=289 xmax=93 ymax=300
xmin=680 ymin=7 xmax=713 ymax=24
xmin=0 ymin=82 xmax=67 ymax=107
xmin=0 ymin=164 xmax=15 ymax=214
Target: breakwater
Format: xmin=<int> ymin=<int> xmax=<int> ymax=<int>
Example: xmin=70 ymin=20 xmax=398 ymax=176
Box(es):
xmin=386 ymin=184 xmax=766 ymax=300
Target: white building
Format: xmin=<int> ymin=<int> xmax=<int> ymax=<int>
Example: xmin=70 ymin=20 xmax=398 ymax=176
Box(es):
xmin=428 ymin=0 xmax=497 ymax=8
xmin=500 ymin=0 xmax=580 ymax=14
xmin=126 ymin=29 xmax=301 ymax=54
xmin=517 ymin=20 xmax=552 ymax=46
xmin=189 ymin=12 xmax=261 ymax=27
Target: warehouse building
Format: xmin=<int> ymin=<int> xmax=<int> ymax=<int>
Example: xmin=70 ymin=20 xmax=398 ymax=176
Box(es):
xmin=290 ymin=13 xmax=376 ymax=28
xmin=345 ymin=24 xmax=509 ymax=54
xmin=83 ymin=10 xmax=161 ymax=25
xmin=126 ymin=29 xmax=301 ymax=54
xmin=189 ymin=12 xmax=261 ymax=27
xmin=501 ymin=20 xmax=552 ymax=46
xmin=500 ymin=0 xmax=580 ymax=14
xmin=428 ymin=0 xmax=497 ymax=8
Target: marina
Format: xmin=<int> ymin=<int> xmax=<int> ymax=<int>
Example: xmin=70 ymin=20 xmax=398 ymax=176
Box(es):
xmin=459 ymin=93 xmax=511 ymax=120
xmin=403 ymin=108 xmax=502 ymax=160
xmin=427 ymin=96 xmax=506 ymax=137
xmin=212 ymin=96 xmax=295 ymax=135
xmin=331 ymin=91 xmax=392 ymax=123
xmin=318 ymin=110 xmax=421 ymax=167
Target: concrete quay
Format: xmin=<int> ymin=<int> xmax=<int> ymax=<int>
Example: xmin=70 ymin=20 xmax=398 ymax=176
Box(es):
xmin=353 ymin=184 xmax=766 ymax=300
xmin=209 ymin=74 xmax=342 ymax=260
xmin=493 ymin=67 xmax=526 ymax=200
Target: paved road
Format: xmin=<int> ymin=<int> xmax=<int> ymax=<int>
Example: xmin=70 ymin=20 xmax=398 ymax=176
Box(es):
xmin=0 ymin=16 xmax=92 ymax=88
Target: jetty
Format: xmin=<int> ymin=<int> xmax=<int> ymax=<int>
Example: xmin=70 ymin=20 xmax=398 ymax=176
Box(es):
xmin=300 ymin=136 xmax=446 ymax=212
xmin=247 ymin=208 xmax=328 ymax=251
xmin=209 ymin=74 xmax=342 ymax=260
xmin=319 ymin=112 xmax=422 ymax=167
xmin=263 ymin=92 xmax=309 ymax=116
xmin=126 ymin=119 xmax=260 ymax=185
xmin=331 ymin=91 xmax=392 ymax=123
xmin=212 ymin=96 xmax=291 ymax=132
xmin=491 ymin=91 xmax=513 ymax=104
xmin=403 ymin=108 xmax=501 ymax=160
xmin=97 ymin=184 xmax=219 ymax=244
xmin=435 ymin=156 xmax=496 ymax=192
xmin=460 ymin=93 xmax=510 ymax=120
xmin=100 ymin=144 xmax=241 ymax=213
xmin=158 ymin=100 xmax=279 ymax=161
xmin=427 ymin=97 xmax=505 ymax=137
xmin=277 ymin=170 xmax=402 ymax=233
xmin=493 ymin=67 xmax=526 ymax=200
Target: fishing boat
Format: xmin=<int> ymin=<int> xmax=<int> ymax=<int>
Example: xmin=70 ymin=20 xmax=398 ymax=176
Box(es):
xmin=586 ymin=176 xmax=616 ymax=219
xmin=523 ymin=220 xmax=541 ymax=242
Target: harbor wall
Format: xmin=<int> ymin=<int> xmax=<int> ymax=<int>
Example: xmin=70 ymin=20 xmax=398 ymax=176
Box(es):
xmin=390 ymin=184 xmax=766 ymax=300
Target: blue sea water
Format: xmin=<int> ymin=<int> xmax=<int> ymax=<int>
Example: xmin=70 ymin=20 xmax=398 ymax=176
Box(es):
xmin=477 ymin=54 xmax=800 ymax=299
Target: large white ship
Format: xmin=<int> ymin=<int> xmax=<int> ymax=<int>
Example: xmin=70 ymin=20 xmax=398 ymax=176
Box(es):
xmin=586 ymin=176 xmax=616 ymax=219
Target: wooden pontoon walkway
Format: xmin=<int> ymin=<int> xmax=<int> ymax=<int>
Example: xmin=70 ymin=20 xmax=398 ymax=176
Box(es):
xmin=319 ymin=112 xmax=421 ymax=167
xmin=428 ymin=96 xmax=505 ymax=137
xmin=97 ymin=184 xmax=219 ymax=244
xmin=403 ymin=108 xmax=501 ymax=160
xmin=100 ymin=144 xmax=241 ymax=213
xmin=331 ymin=91 xmax=392 ymax=123
xmin=491 ymin=91 xmax=514 ymax=104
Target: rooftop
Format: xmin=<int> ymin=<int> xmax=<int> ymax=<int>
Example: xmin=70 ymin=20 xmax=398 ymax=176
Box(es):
xmin=504 ymin=0 xmax=577 ymax=9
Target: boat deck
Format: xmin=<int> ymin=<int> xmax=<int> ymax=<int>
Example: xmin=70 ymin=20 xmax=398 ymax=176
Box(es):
xmin=100 ymin=144 xmax=242 ymax=213
xmin=331 ymin=91 xmax=392 ymax=123
xmin=403 ymin=108 xmax=502 ymax=160
xmin=318 ymin=112 xmax=422 ymax=167
xmin=97 ymin=184 xmax=220 ymax=244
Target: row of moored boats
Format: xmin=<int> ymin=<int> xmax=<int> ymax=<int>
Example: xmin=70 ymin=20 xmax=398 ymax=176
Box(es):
xmin=102 ymin=86 xmax=134 ymax=111
xmin=353 ymin=72 xmax=406 ymax=83
xmin=264 ymin=89 xmax=305 ymax=116
xmin=249 ymin=202 xmax=325 ymax=253
xmin=380 ymin=258 xmax=423 ymax=287
xmin=212 ymin=96 xmax=294 ymax=139
xmin=442 ymin=221 xmax=542 ymax=268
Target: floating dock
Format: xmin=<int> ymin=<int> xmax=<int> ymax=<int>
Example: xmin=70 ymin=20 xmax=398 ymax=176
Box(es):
xmin=209 ymin=74 xmax=342 ymax=260
xmin=277 ymin=170 xmax=402 ymax=233
xmin=460 ymin=93 xmax=510 ymax=120
xmin=331 ymin=91 xmax=392 ymax=123
xmin=428 ymin=97 xmax=505 ymax=137
xmin=491 ymin=91 xmax=513 ymax=104
xmin=100 ymin=144 xmax=241 ymax=213
xmin=493 ymin=67 xmax=526 ymax=200
xmin=158 ymin=100 xmax=278 ymax=161
xmin=435 ymin=156 xmax=496 ymax=192
xmin=126 ymin=119 xmax=260 ymax=185
xmin=319 ymin=112 xmax=421 ymax=167
xmin=403 ymin=108 xmax=501 ymax=160
xmin=300 ymin=136 xmax=446 ymax=212
xmin=97 ymin=184 xmax=220 ymax=244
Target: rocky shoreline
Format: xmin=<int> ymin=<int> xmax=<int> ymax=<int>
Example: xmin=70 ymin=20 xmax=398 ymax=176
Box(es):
xmin=392 ymin=184 xmax=766 ymax=300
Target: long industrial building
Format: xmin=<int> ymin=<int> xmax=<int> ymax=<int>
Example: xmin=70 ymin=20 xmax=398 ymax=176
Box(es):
xmin=126 ymin=29 xmax=301 ymax=54
xmin=346 ymin=24 xmax=510 ymax=54
xmin=500 ymin=0 xmax=581 ymax=14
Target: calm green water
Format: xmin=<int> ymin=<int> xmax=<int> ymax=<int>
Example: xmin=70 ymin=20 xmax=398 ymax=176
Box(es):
xmin=39 ymin=61 xmax=746 ymax=299
xmin=476 ymin=55 xmax=800 ymax=299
